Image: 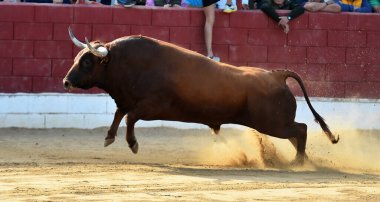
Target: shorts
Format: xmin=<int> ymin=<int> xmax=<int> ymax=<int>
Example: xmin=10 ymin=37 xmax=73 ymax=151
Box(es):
xmin=202 ymin=0 xmax=219 ymax=7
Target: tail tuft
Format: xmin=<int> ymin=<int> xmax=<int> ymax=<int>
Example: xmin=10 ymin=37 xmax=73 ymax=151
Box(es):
xmin=331 ymin=135 xmax=339 ymax=144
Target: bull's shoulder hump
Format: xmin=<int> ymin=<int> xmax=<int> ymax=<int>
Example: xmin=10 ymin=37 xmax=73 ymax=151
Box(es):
xmin=109 ymin=35 xmax=161 ymax=47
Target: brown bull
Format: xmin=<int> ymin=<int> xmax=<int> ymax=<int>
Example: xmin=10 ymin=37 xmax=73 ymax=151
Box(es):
xmin=63 ymin=27 xmax=339 ymax=164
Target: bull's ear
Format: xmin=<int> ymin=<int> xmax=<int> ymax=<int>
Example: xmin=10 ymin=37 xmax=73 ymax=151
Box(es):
xmin=100 ymin=56 xmax=110 ymax=64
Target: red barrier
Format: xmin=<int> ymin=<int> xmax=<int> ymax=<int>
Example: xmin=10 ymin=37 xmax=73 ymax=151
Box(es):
xmin=0 ymin=3 xmax=379 ymax=98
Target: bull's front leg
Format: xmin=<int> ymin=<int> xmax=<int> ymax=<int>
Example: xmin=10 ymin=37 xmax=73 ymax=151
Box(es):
xmin=104 ymin=108 xmax=126 ymax=147
xmin=125 ymin=113 xmax=139 ymax=154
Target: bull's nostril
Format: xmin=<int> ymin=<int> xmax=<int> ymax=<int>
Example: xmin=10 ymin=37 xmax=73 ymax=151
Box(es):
xmin=63 ymin=80 xmax=71 ymax=90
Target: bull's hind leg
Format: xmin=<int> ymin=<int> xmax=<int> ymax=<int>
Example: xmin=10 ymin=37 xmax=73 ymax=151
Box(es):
xmin=105 ymin=108 xmax=126 ymax=147
xmin=288 ymin=137 xmax=309 ymax=160
xmin=267 ymin=122 xmax=307 ymax=164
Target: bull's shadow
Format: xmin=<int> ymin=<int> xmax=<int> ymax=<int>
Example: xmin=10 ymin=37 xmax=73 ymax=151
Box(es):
xmin=139 ymin=162 xmax=380 ymax=183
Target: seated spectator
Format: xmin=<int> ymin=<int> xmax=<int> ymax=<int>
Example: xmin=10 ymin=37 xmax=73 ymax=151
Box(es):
xmin=302 ymin=0 xmax=341 ymax=12
xmin=334 ymin=0 xmax=372 ymax=12
xmin=369 ymin=0 xmax=380 ymax=12
xmin=260 ymin=0 xmax=305 ymax=34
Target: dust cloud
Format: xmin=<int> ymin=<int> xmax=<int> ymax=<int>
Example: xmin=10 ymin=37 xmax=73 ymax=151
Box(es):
xmin=195 ymin=127 xmax=380 ymax=174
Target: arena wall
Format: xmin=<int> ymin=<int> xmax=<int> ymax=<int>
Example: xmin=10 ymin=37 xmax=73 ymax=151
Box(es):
xmin=0 ymin=3 xmax=379 ymax=129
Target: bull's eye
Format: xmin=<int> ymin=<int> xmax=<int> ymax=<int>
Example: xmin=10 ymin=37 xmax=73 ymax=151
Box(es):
xmin=82 ymin=59 xmax=92 ymax=68
xmin=79 ymin=53 xmax=94 ymax=73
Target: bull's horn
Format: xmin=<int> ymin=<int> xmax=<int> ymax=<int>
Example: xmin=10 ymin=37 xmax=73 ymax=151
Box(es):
xmin=85 ymin=37 xmax=108 ymax=58
xmin=68 ymin=26 xmax=86 ymax=49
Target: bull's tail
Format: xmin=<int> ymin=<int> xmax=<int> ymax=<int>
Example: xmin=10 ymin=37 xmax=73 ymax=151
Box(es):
xmin=275 ymin=70 xmax=339 ymax=144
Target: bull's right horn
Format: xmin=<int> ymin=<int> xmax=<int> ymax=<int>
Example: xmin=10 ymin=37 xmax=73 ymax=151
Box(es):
xmin=68 ymin=26 xmax=86 ymax=49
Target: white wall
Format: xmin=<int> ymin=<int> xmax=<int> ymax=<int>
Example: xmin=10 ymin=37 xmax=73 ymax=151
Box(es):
xmin=0 ymin=93 xmax=379 ymax=130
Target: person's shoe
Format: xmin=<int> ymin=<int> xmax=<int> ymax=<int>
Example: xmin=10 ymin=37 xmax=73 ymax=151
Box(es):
xmin=223 ymin=4 xmax=237 ymax=13
xmin=124 ymin=0 xmax=136 ymax=7
xmin=209 ymin=55 xmax=220 ymax=62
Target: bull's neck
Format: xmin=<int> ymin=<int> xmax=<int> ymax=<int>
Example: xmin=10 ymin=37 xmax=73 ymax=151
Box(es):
xmin=99 ymin=74 xmax=135 ymax=112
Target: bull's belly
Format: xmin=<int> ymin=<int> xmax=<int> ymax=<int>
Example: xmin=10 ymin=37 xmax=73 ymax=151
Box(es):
xmin=141 ymin=104 xmax=242 ymax=126
xmin=139 ymin=105 xmax=293 ymax=129
xmin=140 ymin=105 xmax=295 ymax=132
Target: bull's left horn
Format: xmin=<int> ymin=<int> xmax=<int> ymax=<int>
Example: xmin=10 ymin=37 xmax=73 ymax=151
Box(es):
xmin=68 ymin=26 xmax=86 ymax=49
xmin=85 ymin=37 xmax=108 ymax=58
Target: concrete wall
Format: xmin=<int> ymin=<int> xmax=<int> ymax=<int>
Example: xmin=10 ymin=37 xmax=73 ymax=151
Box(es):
xmin=1 ymin=93 xmax=379 ymax=130
xmin=0 ymin=3 xmax=379 ymax=129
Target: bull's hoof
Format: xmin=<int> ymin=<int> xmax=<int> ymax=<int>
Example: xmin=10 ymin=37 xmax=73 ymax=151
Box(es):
xmin=291 ymin=154 xmax=308 ymax=166
xmin=291 ymin=159 xmax=304 ymax=166
xmin=130 ymin=142 xmax=139 ymax=154
xmin=104 ymin=138 xmax=115 ymax=147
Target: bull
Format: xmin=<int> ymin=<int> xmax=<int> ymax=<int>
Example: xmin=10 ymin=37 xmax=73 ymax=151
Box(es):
xmin=63 ymin=27 xmax=339 ymax=164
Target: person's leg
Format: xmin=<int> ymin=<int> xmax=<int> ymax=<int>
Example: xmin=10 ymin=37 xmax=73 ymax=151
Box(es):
xmin=204 ymin=4 xmax=216 ymax=58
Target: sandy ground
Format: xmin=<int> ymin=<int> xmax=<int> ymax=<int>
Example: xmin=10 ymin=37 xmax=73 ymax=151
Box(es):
xmin=0 ymin=127 xmax=380 ymax=201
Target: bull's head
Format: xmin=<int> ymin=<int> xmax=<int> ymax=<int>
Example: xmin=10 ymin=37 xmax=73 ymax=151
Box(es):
xmin=63 ymin=27 xmax=109 ymax=90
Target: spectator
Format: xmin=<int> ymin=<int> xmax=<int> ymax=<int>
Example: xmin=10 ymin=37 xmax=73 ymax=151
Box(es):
xmin=146 ymin=0 xmax=188 ymax=6
xmin=242 ymin=0 xmax=264 ymax=9
xmin=117 ymin=0 xmax=145 ymax=7
xmin=217 ymin=0 xmax=238 ymax=13
xmin=153 ymin=0 xmax=181 ymax=7
xmin=369 ymin=0 xmax=379 ymax=11
xmin=302 ymin=0 xmax=341 ymax=12
xmin=25 ymin=0 xmax=71 ymax=3
xmin=334 ymin=0 xmax=372 ymax=12
xmin=185 ymin=0 xmax=237 ymax=61
xmin=203 ymin=0 xmax=221 ymax=61
xmin=75 ymin=0 xmax=105 ymax=4
xmin=260 ymin=0 xmax=305 ymax=34
xmin=186 ymin=0 xmax=237 ymax=12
